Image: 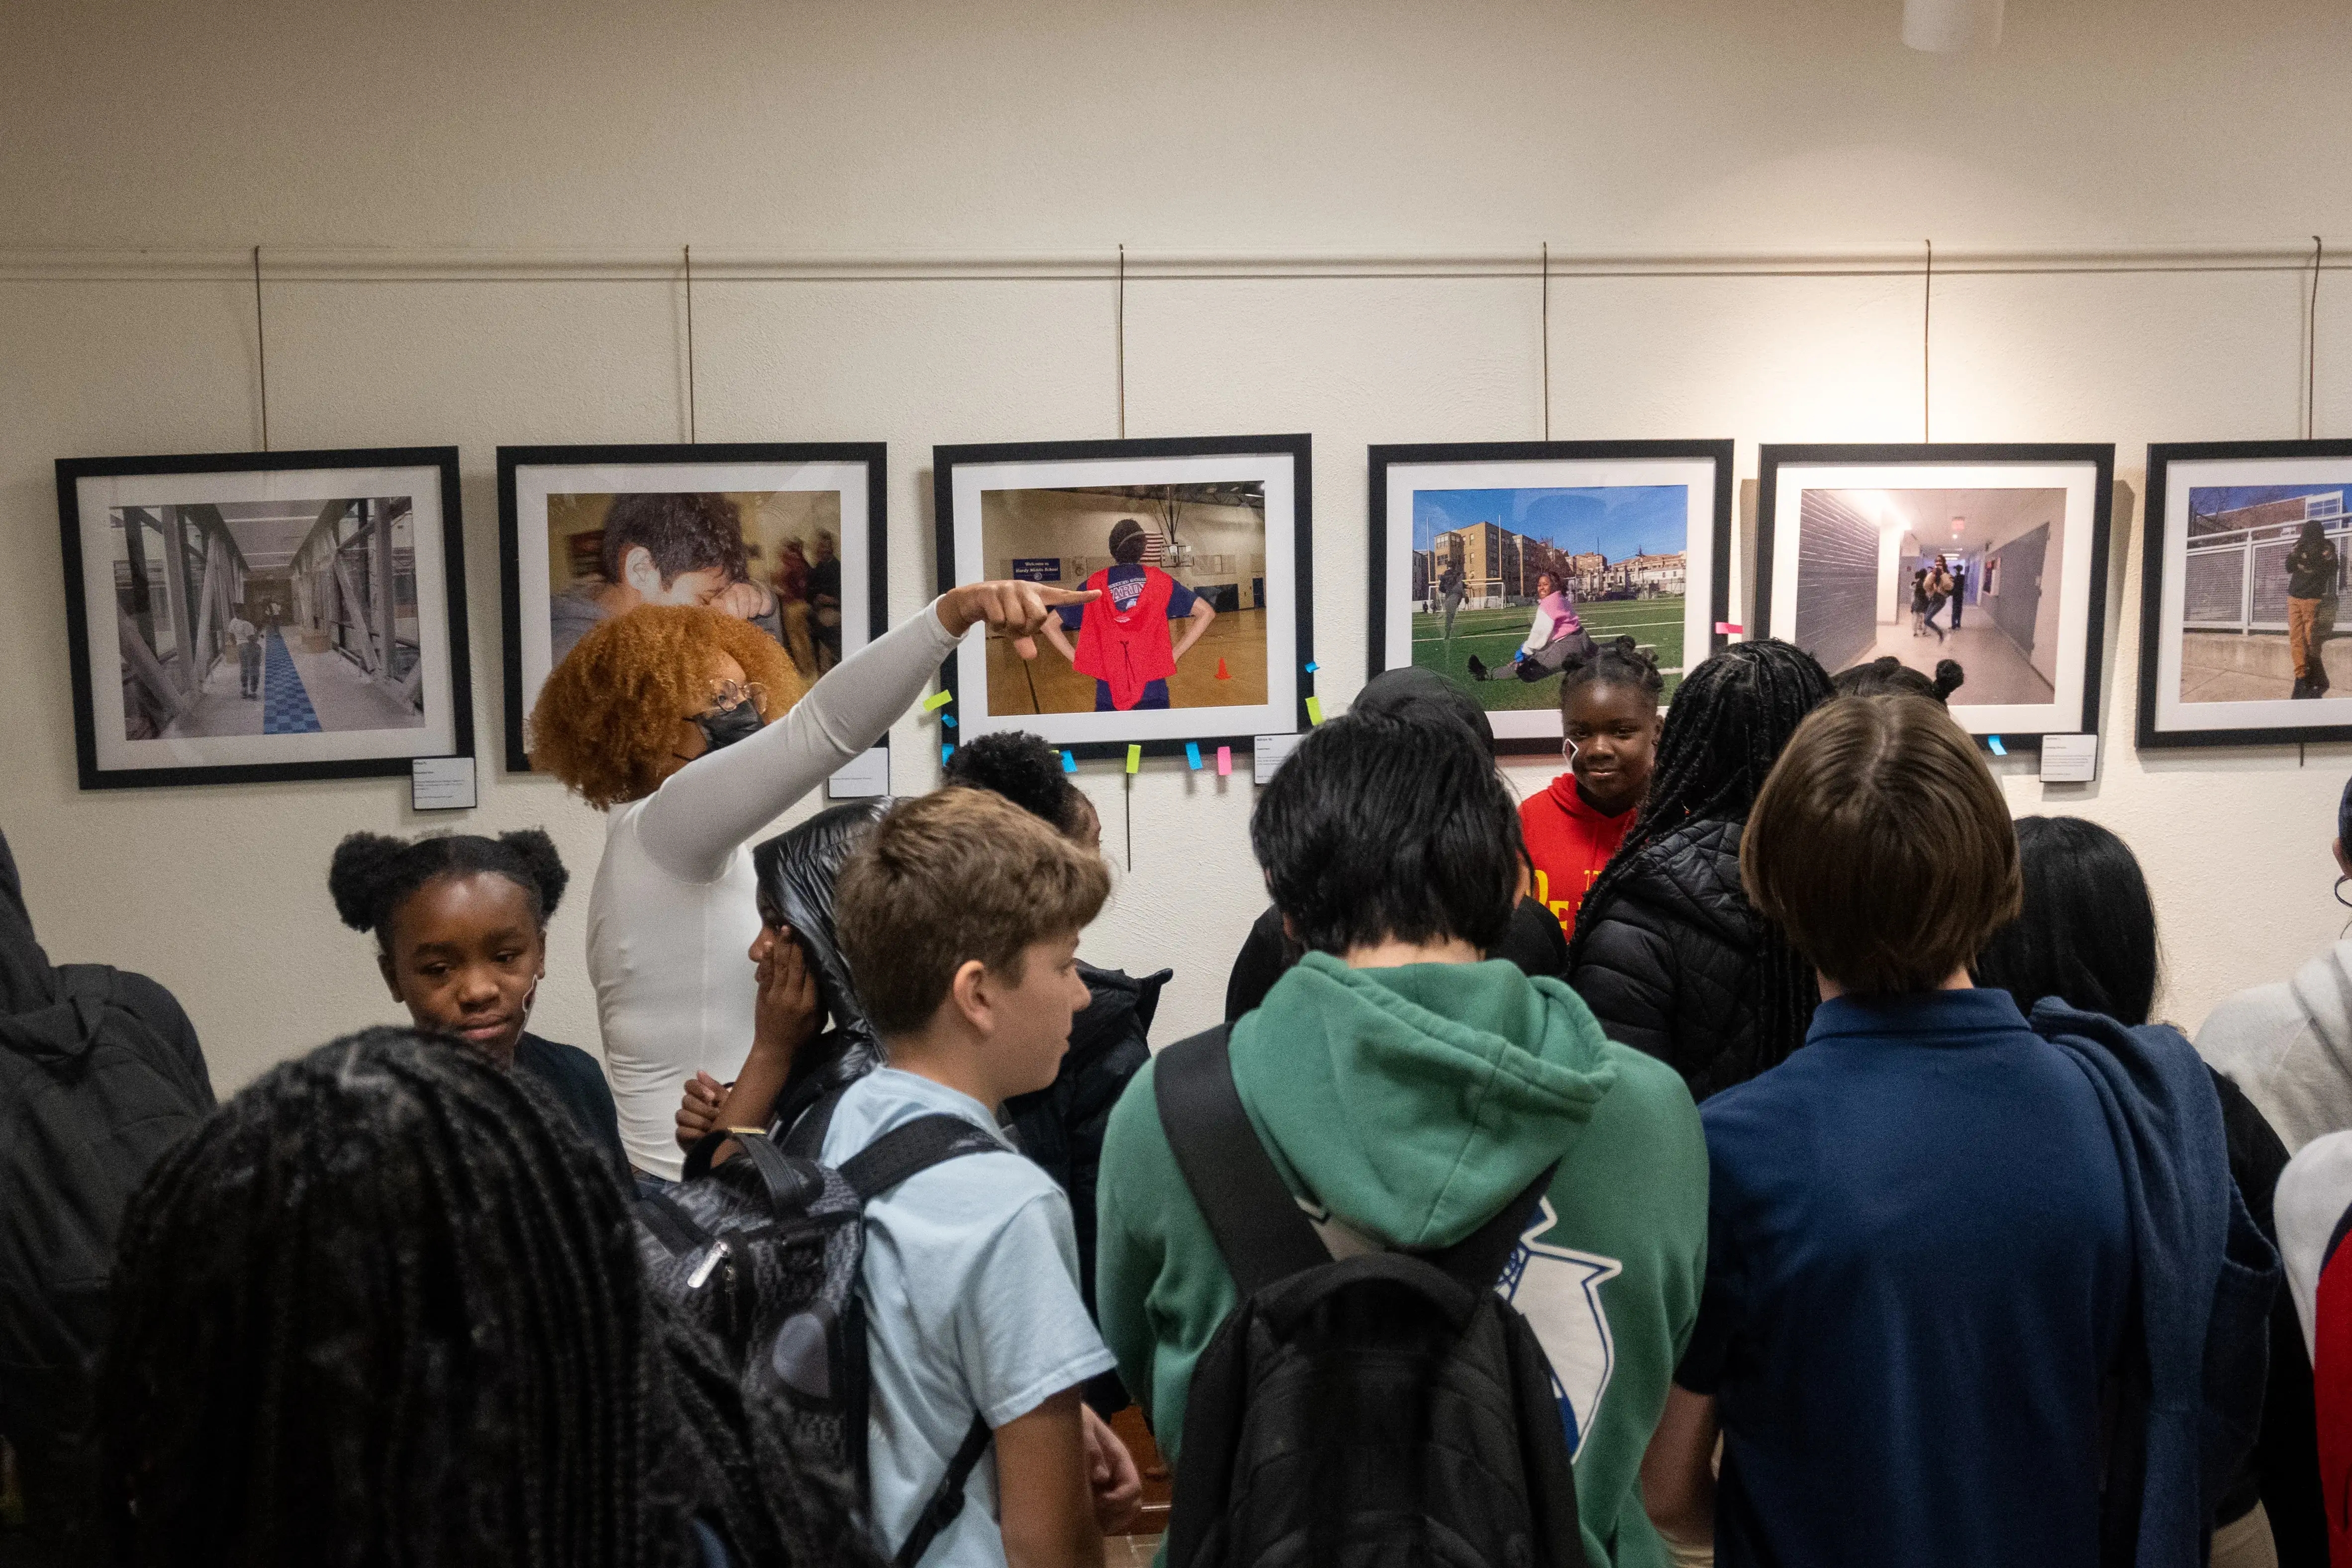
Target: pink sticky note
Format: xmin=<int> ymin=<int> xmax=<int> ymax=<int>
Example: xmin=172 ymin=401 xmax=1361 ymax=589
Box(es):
xmin=1714 ymin=621 xmax=1745 ymax=635
xmin=1216 ymin=745 xmax=1232 ymax=776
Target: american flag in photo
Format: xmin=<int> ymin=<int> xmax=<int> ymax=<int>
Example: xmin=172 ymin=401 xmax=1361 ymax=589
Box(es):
xmin=1138 ymin=531 xmax=1166 ymax=564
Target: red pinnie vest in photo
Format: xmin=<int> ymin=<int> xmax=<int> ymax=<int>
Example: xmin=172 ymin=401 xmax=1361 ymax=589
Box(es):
xmin=1073 ymin=566 xmax=1179 ymax=710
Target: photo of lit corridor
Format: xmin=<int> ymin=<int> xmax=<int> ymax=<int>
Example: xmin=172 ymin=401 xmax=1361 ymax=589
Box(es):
xmin=1790 ymin=487 xmax=2067 ymax=706
xmin=112 ymin=497 xmax=426 ymax=741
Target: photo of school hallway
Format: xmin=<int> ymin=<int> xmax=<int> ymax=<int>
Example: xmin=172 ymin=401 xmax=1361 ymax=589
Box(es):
xmin=986 ymin=607 xmax=1269 ymax=714
xmin=165 ymin=626 xmax=425 ymax=737
xmin=1412 ymin=597 xmax=1687 ymax=709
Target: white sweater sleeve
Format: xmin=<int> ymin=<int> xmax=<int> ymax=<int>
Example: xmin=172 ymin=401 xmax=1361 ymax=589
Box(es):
xmin=1518 ymin=605 xmax=1558 ymax=658
xmin=635 ymin=598 xmax=962 ymax=882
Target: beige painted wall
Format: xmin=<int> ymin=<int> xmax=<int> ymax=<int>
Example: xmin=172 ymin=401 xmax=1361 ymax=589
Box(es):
xmin=4 ymin=0 xmax=2352 ymax=1092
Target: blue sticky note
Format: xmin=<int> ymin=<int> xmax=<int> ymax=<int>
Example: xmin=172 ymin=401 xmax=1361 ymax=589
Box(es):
xmin=1987 ymin=735 xmax=2006 ymax=756
xmin=941 ymin=713 xmax=957 ymax=729
xmin=1061 ymin=750 xmax=1077 ymax=774
xmin=941 ymin=743 xmax=955 ymax=763
xmin=1305 ymin=661 xmax=1319 ymax=674
xmin=1186 ymin=742 xmax=1202 ymax=770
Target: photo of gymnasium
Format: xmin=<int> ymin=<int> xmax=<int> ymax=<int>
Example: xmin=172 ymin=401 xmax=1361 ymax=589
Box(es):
xmin=2178 ymin=483 xmax=2351 ymax=702
xmin=1409 ymin=485 xmax=1689 ymax=709
xmin=110 ymin=498 xmax=425 ymax=741
xmin=1791 ymin=487 xmax=2066 ymax=706
xmin=980 ymin=483 xmax=1270 ymax=714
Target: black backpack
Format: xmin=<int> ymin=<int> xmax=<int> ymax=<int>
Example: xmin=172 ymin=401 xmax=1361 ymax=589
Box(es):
xmin=0 ymin=968 xmax=215 ymax=1535
xmin=1154 ymin=1026 xmax=1584 ymax=1568
xmin=632 ymin=1095 xmax=1001 ymax=1567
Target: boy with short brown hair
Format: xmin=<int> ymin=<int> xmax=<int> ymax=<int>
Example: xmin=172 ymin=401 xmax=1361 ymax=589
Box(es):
xmin=1644 ymin=694 xmax=2146 ymax=1567
xmin=824 ymin=788 xmax=1129 ymax=1568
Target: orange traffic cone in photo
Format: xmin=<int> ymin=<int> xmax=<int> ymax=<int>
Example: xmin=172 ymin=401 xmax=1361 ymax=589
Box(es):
xmin=1215 ymin=657 xmax=1230 ymax=680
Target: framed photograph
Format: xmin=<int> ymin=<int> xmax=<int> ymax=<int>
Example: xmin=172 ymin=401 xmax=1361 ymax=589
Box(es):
xmin=1368 ymin=441 xmax=1734 ymax=752
xmin=498 ymin=443 xmax=886 ymax=771
xmin=1755 ymin=443 xmax=2115 ymax=739
xmin=2138 ymin=440 xmax=2352 ymax=748
xmin=55 ymin=447 xmax=471 ymax=790
xmin=933 ymin=435 xmax=1311 ymax=757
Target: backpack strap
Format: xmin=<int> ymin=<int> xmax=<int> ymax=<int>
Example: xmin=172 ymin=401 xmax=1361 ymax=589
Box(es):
xmin=839 ymin=1113 xmax=1005 ymax=1201
xmin=1153 ymin=1024 xmax=1330 ymax=1296
xmin=890 ymin=1412 xmax=993 ymax=1568
xmin=835 ymin=1111 xmax=1008 ymax=1568
xmin=1429 ymin=1162 xmax=1560 ymax=1290
xmin=778 ymin=1080 xmax=853 ymax=1159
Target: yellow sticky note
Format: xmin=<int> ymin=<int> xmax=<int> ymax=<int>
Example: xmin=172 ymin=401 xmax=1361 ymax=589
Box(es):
xmin=921 ymin=689 xmax=953 ymax=713
xmin=1126 ymin=744 xmax=1142 ymax=774
xmin=1305 ymin=695 xmax=1325 ymax=725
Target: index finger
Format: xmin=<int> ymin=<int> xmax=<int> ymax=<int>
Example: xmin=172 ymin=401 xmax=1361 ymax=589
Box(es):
xmin=1034 ymin=587 xmax=1101 ymax=605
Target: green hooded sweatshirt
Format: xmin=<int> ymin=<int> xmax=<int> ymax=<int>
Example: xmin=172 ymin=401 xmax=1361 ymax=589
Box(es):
xmin=1096 ymin=952 xmax=1707 ymax=1568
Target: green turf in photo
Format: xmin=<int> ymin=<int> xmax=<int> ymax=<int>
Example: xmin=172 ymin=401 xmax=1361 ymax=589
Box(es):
xmin=1411 ymin=597 xmax=1686 ymax=710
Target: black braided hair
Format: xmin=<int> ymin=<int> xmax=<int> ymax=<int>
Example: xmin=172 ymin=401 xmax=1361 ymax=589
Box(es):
xmin=93 ymin=1027 xmax=876 ymax=1568
xmin=1559 ymin=634 xmax=1666 ymax=712
xmin=943 ymin=730 xmax=1089 ymax=838
xmin=328 ymin=829 xmax=569 ymax=946
xmin=1568 ymin=638 xmax=1835 ymax=1071
xmin=1831 ymin=655 xmax=1965 ymax=705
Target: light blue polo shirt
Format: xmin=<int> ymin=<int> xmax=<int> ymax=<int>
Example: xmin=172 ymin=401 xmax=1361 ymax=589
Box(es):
xmin=821 ymin=1068 xmax=1116 ymax=1568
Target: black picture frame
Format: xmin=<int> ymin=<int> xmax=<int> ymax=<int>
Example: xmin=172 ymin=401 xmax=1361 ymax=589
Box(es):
xmin=497 ymin=442 xmax=888 ymax=772
xmin=1755 ymin=442 xmax=2116 ymax=742
xmin=1367 ymin=439 xmax=1736 ymax=756
xmin=54 ymin=446 xmax=472 ymax=790
xmin=2137 ymin=439 xmax=2352 ymax=749
xmin=932 ymin=434 xmax=1313 ymax=758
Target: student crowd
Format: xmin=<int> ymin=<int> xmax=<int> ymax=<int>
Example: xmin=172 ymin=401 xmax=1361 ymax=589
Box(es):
xmin=8 ymin=577 xmax=2352 ymax=1568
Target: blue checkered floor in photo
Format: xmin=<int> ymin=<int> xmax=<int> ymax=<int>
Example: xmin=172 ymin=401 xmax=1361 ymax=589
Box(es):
xmin=262 ymin=630 xmax=321 ymax=734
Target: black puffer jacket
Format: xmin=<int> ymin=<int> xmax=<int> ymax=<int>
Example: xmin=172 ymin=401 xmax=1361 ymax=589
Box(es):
xmin=1569 ymin=815 xmax=1792 ymax=1101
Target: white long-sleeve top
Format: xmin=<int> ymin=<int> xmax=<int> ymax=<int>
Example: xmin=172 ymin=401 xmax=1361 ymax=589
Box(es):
xmin=587 ymin=598 xmax=961 ymax=1177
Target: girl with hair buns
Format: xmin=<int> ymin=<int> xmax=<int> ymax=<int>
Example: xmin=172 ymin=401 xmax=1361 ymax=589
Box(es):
xmin=527 ymin=581 xmax=1092 ymax=1183
xmin=328 ymin=827 xmax=626 ymax=1179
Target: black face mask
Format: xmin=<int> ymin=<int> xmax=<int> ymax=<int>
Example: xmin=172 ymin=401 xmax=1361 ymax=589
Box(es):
xmin=694 ymin=698 xmax=766 ymax=754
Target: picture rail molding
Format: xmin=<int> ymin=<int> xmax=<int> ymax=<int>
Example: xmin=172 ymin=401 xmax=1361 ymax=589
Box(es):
xmin=3 ymin=242 xmax=2347 ymax=286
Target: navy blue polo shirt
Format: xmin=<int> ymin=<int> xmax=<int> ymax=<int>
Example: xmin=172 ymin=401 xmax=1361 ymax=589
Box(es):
xmin=1677 ymin=988 xmax=2131 ymax=1568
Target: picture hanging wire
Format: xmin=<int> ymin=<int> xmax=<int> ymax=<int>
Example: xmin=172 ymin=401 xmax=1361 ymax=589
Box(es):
xmin=251 ymin=244 xmax=270 ymax=452
xmin=2307 ymin=235 xmax=2323 ymax=441
xmin=1541 ymin=241 xmax=1552 ymax=442
xmin=1116 ymin=243 xmax=1127 ymax=440
xmin=684 ymin=244 xmax=698 ymax=445
xmin=1922 ymin=238 xmax=1933 ymax=444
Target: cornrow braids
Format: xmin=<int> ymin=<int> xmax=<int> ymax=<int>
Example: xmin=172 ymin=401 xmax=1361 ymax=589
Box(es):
xmin=1569 ymin=638 xmax=1835 ymax=1070
xmin=1559 ymin=634 xmax=1666 ymax=710
xmin=93 ymin=1027 xmax=873 ymax=1568
xmin=328 ymin=829 xmax=569 ymax=945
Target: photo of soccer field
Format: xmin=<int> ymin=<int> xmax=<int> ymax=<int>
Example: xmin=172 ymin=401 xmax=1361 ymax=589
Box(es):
xmin=1412 ymin=597 xmax=1687 ymax=708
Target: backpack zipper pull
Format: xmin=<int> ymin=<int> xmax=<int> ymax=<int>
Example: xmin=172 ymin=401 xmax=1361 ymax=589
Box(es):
xmin=688 ymin=1236 xmax=731 ymax=1290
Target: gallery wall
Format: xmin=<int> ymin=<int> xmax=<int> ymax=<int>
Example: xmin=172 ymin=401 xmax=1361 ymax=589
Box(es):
xmin=4 ymin=0 xmax=2352 ymax=1091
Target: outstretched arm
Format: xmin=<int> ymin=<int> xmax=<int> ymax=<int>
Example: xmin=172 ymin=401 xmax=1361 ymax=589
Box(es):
xmin=1170 ymin=596 xmax=1216 ymax=663
xmin=637 ymin=583 xmax=1095 ymax=882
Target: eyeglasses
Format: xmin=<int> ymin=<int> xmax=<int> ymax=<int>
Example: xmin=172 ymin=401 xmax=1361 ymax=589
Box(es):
xmin=702 ymin=680 xmax=767 ymax=715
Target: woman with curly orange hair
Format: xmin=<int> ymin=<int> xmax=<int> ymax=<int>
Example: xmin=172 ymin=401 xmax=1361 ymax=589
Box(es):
xmin=529 ymin=582 xmax=1090 ymax=1181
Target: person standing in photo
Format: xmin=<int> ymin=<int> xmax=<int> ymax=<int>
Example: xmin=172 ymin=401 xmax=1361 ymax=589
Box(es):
xmin=807 ymin=528 xmax=845 ymax=671
xmin=1438 ymin=554 xmax=1469 ymax=649
xmin=225 ymin=610 xmax=261 ymax=698
xmin=1948 ymin=559 xmax=1968 ymax=627
xmin=2285 ymin=519 xmax=2339 ymax=699
xmin=1921 ymin=556 xmax=1955 ymax=643
xmin=1909 ymin=566 xmax=1930 ymax=637
xmin=1034 ymin=517 xmax=1216 ymax=712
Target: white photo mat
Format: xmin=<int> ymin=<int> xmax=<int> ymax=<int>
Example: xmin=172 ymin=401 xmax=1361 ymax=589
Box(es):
xmin=74 ymin=464 xmax=461 ymax=774
xmin=1379 ymin=455 xmax=1721 ymax=744
xmin=945 ymin=450 xmax=1301 ymax=749
xmin=1765 ymin=458 xmax=2101 ymax=736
